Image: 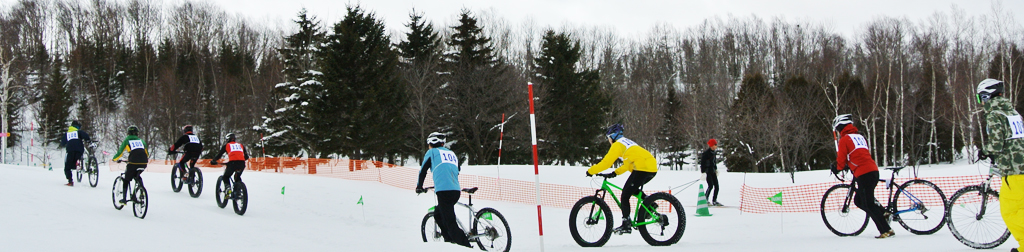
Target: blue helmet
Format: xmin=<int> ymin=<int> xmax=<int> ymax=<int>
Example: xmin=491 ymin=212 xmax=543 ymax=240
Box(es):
xmin=605 ymin=124 xmax=624 ymax=141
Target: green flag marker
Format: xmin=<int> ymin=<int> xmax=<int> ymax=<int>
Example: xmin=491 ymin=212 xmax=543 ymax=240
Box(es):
xmin=281 ymin=186 xmax=285 ymax=195
xmin=768 ymin=192 xmax=783 ymax=205
xmin=357 ymin=196 xmax=364 ymax=205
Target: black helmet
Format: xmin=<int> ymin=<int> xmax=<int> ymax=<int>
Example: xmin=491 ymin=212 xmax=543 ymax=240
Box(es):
xmin=71 ymin=120 xmax=81 ymax=129
xmin=976 ymin=79 xmax=1004 ymax=104
xmin=605 ymin=124 xmax=624 ymax=141
xmin=225 ymin=133 xmax=236 ymax=142
xmin=182 ymin=125 xmax=194 ymax=133
xmin=426 ymin=132 xmax=446 ymax=147
xmin=127 ymin=125 xmax=139 ymax=136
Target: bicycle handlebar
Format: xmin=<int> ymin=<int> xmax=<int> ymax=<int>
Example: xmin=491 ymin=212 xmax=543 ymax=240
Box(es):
xmin=595 ymin=173 xmax=616 ymax=178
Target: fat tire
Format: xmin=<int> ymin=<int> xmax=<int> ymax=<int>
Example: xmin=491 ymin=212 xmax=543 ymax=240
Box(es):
xmin=170 ymin=164 xmax=183 ymax=192
xmin=188 ymin=168 xmax=203 ymax=198
xmin=473 ymin=208 xmax=512 ymax=252
xmin=946 ymin=186 xmax=1010 ymax=249
xmin=232 ymin=182 xmax=248 ymax=215
xmin=892 ymin=179 xmax=947 ymax=234
xmin=215 ymin=176 xmax=228 ymax=208
xmin=821 ymin=184 xmax=869 ymax=236
xmin=637 ymin=192 xmax=686 ymax=246
xmin=569 ymin=196 xmax=613 ymax=247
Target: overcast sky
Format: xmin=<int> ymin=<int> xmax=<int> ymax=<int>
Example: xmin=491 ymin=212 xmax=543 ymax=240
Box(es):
xmin=207 ymin=0 xmax=1019 ymax=38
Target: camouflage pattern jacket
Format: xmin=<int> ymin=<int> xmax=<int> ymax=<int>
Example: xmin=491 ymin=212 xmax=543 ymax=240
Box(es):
xmin=983 ymin=96 xmax=1024 ymax=176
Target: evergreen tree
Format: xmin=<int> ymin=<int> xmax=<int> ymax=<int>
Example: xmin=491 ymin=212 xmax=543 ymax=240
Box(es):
xmin=397 ymin=10 xmax=444 ymax=161
xmin=658 ymin=89 xmax=688 ymax=170
xmin=319 ymin=5 xmax=406 ymax=161
xmin=724 ymin=73 xmax=777 ymax=173
xmin=39 ymin=55 xmax=72 ymax=144
xmin=259 ymin=9 xmax=326 ymax=157
xmin=534 ymin=30 xmax=610 ymax=165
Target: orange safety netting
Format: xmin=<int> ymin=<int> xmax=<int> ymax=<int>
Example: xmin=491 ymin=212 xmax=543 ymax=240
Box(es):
xmin=739 ymin=175 xmax=999 ymax=213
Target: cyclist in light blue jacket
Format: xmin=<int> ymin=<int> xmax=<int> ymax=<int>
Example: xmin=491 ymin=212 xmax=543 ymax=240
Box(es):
xmin=415 ymin=132 xmax=469 ymax=247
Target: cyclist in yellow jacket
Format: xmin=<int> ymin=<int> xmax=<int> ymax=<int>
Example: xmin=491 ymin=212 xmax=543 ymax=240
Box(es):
xmin=585 ymin=123 xmax=658 ymax=234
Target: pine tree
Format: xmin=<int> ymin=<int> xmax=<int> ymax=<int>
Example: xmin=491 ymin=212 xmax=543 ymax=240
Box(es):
xmin=658 ymin=89 xmax=688 ymax=170
xmin=535 ymin=30 xmax=610 ymax=165
xmin=39 ymin=55 xmax=72 ymax=144
xmin=397 ymin=10 xmax=444 ymax=160
xmin=259 ymin=9 xmax=326 ymax=157
xmin=319 ymin=5 xmax=406 ymax=161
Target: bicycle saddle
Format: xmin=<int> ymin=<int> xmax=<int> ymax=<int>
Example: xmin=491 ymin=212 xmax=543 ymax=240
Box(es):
xmin=883 ymin=166 xmax=906 ymax=174
xmin=462 ymin=187 xmax=479 ymax=194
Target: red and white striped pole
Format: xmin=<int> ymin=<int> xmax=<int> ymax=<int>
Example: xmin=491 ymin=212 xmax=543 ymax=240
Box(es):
xmin=497 ymin=113 xmax=505 ymax=180
xmin=527 ymin=81 xmax=545 ymax=251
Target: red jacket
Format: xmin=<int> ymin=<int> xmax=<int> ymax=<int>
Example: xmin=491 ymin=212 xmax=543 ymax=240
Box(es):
xmin=836 ymin=125 xmax=878 ymax=178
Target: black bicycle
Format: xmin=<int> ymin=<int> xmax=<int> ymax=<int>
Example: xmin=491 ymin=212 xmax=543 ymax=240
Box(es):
xmin=214 ymin=163 xmax=247 ymax=216
xmin=74 ymin=141 xmax=100 ymax=187
xmin=821 ymin=166 xmax=947 ymax=236
xmin=945 ymin=160 xmax=1010 ymax=249
xmin=111 ymin=163 xmax=148 ymax=219
xmin=168 ymin=151 xmax=203 ymax=198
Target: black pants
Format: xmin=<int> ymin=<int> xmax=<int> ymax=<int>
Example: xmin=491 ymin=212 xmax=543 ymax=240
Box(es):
xmin=621 ymin=171 xmax=657 ymax=219
xmin=435 ymin=190 xmax=470 ymax=247
xmin=854 ymin=171 xmax=891 ymax=233
xmin=122 ymin=164 xmax=146 ymax=200
xmin=705 ymin=171 xmax=720 ymax=202
xmin=222 ymin=161 xmax=245 ymax=187
xmin=177 ymin=151 xmax=201 ymax=175
xmin=64 ymin=151 xmax=82 ymax=183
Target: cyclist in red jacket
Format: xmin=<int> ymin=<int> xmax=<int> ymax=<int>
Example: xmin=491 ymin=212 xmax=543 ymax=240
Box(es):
xmin=211 ymin=133 xmax=248 ymax=190
xmin=832 ymin=114 xmax=894 ymax=239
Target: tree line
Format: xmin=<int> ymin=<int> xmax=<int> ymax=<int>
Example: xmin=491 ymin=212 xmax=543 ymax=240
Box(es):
xmin=1 ymin=0 xmax=1022 ymax=173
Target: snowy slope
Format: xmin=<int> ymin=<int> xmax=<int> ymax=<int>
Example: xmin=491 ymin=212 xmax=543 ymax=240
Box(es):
xmin=0 ymin=161 xmax=1017 ymax=252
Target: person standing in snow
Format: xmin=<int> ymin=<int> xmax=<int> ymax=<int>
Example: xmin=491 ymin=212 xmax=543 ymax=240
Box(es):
xmin=585 ymin=123 xmax=658 ymax=234
xmin=975 ymin=78 xmax=1024 ymax=252
xmin=831 ymin=114 xmax=894 ymax=239
xmin=59 ymin=120 xmax=90 ymax=186
xmin=700 ymin=138 xmax=722 ymax=206
xmin=415 ymin=132 xmax=471 ymax=248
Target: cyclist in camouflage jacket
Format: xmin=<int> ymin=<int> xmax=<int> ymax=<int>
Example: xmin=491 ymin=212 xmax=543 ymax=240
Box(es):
xmin=977 ymin=78 xmax=1024 ymax=252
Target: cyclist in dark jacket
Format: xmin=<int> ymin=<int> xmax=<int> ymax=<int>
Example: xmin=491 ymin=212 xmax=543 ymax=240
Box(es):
xmin=59 ymin=120 xmax=90 ymax=186
xmin=169 ymin=125 xmax=203 ymax=181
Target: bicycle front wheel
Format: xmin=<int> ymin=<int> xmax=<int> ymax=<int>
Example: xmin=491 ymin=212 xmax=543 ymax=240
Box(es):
xmin=215 ymin=176 xmax=228 ymax=208
xmin=569 ymin=196 xmax=613 ymax=247
xmin=637 ymin=192 xmax=686 ymax=246
xmin=421 ymin=212 xmax=443 ymax=242
xmin=946 ymin=186 xmax=1010 ymax=249
xmin=232 ymin=182 xmax=248 ymax=215
xmin=188 ymin=168 xmax=203 ymax=198
xmin=111 ymin=176 xmax=124 ymax=210
xmin=473 ymin=208 xmax=511 ymax=252
xmin=821 ymin=184 xmax=868 ymax=236
xmin=893 ymin=179 xmax=947 ymax=234
xmin=170 ymin=164 xmax=183 ymax=192
xmin=87 ymin=157 xmax=99 ymax=187
xmin=133 ymin=183 xmax=148 ymax=219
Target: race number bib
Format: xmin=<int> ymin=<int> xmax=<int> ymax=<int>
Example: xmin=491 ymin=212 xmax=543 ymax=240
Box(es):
xmin=66 ymin=132 xmax=78 ymax=140
xmin=437 ymin=149 xmax=458 ymax=166
xmin=848 ymin=134 xmax=869 ymax=150
xmin=128 ymin=140 xmax=144 ymax=150
xmin=617 ymin=137 xmax=638 ymax=150
xmin=229 ymin=143 xmax=243 ymax=152
xmin=188 ymin=135 xmax=200 ymax=143
xmin=1007 ymin=115 xmax=1024 ymax=139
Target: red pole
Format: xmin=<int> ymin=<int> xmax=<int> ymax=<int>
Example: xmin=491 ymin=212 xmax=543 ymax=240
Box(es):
xmin=528 ymin=82 xmax=545 ymax=251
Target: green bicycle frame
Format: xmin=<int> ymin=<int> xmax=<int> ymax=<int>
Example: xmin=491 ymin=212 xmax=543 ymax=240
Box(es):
xmin=592 ymin=178 xmax=661 ymax=227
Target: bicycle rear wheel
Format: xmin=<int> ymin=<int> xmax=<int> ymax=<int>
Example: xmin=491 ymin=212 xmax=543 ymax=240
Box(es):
xmin=421 ymin=212 xmax=443 ymax=242
xmin=821 ymin=184 xmax=868 ymax=236
xmin=133 ymin=182 xmax=148 ymax=219
xmin=215 ymin=176 xmax=228 ymax=208
xmin=637 ymin=192 xmax=685 ymax=246
xmin=111 ymin=176 xmax=124 ymax=210
xmin=893 ymin=179 xmax=947 ymax=234
xmin=75 ymin=162 xmax=83 ymax=182
xmin=170 ymin=164 xmax=184 ymax=192
xmin=569 ymin=196 xmax=613 ymax=247
xmin=946 ymin=186 xmax=1009 ymax=249
xmin=188 ymin=168 xmax=203 ymax=198
xmin=87 ymin=157 xmax=99 ymax=187
xmin=232 ymin=182 xmax=248 ymax=215
xmin=473 ymin=208 xmax=511 ymax=252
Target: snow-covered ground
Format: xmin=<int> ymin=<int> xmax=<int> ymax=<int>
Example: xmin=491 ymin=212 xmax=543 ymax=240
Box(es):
xmin=0 ymin=160 xmax=1017 ymax=251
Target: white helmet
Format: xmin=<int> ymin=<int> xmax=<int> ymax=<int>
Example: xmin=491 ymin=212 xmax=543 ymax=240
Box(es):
xmin=832 ymin=114 xmax=852 ymax=132
xmin=426 ymin=132 xmax=446 ymax=147
xmin=976 ymin=78 xmax=1004 ymax=103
